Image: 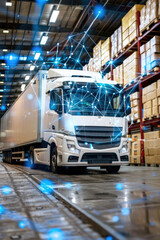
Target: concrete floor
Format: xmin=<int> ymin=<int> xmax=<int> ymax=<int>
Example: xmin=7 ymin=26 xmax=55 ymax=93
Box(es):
xmin=1 ymin=161 xmax=160 ymax=239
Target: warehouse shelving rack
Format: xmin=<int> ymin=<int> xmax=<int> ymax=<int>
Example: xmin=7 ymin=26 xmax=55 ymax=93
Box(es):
xmin=103 ymin=12 xmax=160 ymax=165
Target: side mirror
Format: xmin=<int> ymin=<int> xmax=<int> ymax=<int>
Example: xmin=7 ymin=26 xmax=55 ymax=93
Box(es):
xmin=125 ymin=95 xmax=131 ymax=115
xmin=50 ymin=89 xmax=62 ymax=114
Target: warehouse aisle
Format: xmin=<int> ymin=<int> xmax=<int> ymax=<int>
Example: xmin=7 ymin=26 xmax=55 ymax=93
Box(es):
xmin=1 ymin=161 xmax=160 ymax=239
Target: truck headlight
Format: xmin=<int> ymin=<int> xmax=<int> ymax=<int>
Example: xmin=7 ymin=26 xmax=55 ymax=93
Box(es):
xmin=120 ymin=142 xmax=128 ymax=154
xmin=67 ymin=141 xmax=79 ymax=154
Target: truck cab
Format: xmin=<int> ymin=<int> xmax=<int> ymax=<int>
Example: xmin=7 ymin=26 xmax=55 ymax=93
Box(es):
xmin=38 ymin=69 xmax=130 ymax=174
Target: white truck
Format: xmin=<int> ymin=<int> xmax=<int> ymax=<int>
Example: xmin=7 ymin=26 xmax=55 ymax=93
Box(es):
xmin=0 ymin=69 xmax=130 ymax=173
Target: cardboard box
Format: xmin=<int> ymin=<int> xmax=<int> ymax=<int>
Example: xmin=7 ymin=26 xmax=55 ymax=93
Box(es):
xmin=157 ymin=88 xmax=160 ymax=97
xmin=132 ymin=133 xmax=141 ymax=141
xmin=132 ymin=155 xmax=141 ymax=164
xmin=152 ymin=106 xmax=159 ymax=115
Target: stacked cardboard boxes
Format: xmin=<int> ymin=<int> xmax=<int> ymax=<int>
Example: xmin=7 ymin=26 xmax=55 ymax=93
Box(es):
xmin=143 ymin=82 xmax=158 ymax=119
xmin=93 ymin=40 xmax=104 ymax=72
xmin=157 ymin=79 xmax=160 ymax=113
xmin=122 ymin=5 xmax=144 ymax=48
xmin=130 ymin=92 xmax=140 ymax=121
xmin=101 ymin=38 xmax=111 ymax=66
xmin=103 ymin=72 xmax=111 ymax=81
xmin=111 ymin=26 xmax=122 ymax=59
xmin=123 ymin=52 xmax=139 ymax=86
xmin=83 ymin=64 xmax=88 ymax=71
xmin=130 ymin=133 xmax=141 ymax=164
xmin=113 ymin=64 xmax=124 ymax=85
xmin=88 ymin=58 xmax=94 ymax=72
xmin=140 ymin=0 xmax=160 ymax=33
xmin=141 ymin=36 xmax=160 ymax=74
xmin=144 ymin=131 xmax=160 ymax=165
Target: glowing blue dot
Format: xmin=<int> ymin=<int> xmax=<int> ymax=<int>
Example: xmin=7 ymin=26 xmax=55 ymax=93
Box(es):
xmin=39 ymin=179 xmax=54 ymax=194
xmin=64 ymin=182 xmax=72 ymax=189
xmin=76 ymin=59 xmax=80 ymax=63
xmin=82 ymin=45 xmax=85 ymax=48
xmin=48 ymin=228 xmax=64 ymax=240
xmin=1 ymin=105 xmax=6 ymax=111
xmin=150 ymin=195 xmax=154 ymax=198
xmin=0 ymin=205 xmax=5 ymax=214
xmin=85 ymin=142 xmax=88 ymax=145
xmin=116 ymin=183 xmax=123 ymax=191
xmin=112 ymin=215 xmax=119 ymax=222
xmin=18 ymin=221 xmax=26 ymax=228
xmin=5 ymin=53 xmax=19 ymax=67
xmin=27 ymin=94 xmax=33 ymax=100
xmin=152 ymin=172 xmax=156 ymax=177
xmin=109 ymin=60 xmax=113 ymax=65
xmin=106 ymin=237 xmax=113 ymax=240
xmin=1 ymin=186 xmax=12 ymax=195
xmin=93 ymin=4 xmax=106 ymax=19
xmin=121 ymin=208 xmax=130 ymax=216
xmin=150 ymin=222 xmax=154 ymax=226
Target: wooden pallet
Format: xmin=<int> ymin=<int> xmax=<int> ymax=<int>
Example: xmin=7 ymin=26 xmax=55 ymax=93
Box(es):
xmin=146 ymin=164 xmax=160 ymax=167
xmin=140 ymin=17 xmax=160 ymax=35
xmin=122 ymin=38 xmax=137 ymax=52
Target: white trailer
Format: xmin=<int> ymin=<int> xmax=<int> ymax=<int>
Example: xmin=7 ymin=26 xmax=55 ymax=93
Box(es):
xmin=0 ymin=69 xmax=130 ymax=173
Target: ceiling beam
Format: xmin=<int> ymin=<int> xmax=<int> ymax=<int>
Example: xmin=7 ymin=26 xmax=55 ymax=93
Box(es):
xmin=0 ymin=22 xmax=107 ymax=38
xmin=12 ymin=0 xmax=90 ymax=5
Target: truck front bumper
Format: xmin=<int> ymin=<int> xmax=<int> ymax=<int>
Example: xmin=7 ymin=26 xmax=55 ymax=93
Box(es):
xmin=57 ymin=136 xmax=129 ymax=167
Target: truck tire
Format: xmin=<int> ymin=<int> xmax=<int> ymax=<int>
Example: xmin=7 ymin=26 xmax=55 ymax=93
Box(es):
xmin=50 ymin=147 xmax=59 ymax=173
xmin=106 ymin=165 xmax=120 ymax=174
xmin=29 ymin=147 xmax=35 ymax=169
xmin=4 ymin=151 xmax=13 ymax=164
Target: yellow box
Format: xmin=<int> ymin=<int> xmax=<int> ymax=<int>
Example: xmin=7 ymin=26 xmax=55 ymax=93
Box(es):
xmin=131 ymin=99 xmax=139 ymax=107
xmin=152 ymin=98 xmax=158 ymax=107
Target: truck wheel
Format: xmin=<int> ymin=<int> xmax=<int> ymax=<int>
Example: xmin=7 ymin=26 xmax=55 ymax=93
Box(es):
xmin=29 ymin=147 xmax=35 ymax=169
xmin=106 ymin=166 xmax=120 ymax=174
xmin=50 ymin=148 xmax=59 ymax=174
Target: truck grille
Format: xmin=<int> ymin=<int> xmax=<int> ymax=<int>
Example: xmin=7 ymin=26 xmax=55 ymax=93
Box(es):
xmin=74 ymin=126 xmax=122 ymax=150
xmin=81 ymin=153 xmax=118 ymax=164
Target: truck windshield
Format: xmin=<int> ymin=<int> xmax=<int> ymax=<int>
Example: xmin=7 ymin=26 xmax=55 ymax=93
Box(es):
xmin=63 ymin=82 xmax=125 ymax=117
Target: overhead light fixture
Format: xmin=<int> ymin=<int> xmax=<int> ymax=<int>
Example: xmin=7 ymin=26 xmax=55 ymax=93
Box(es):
xmin=0 ymin=90 xmax=4 ymax=92
xmin=1 ymin=63 xmax=6 ymax=66
xmin=34 ymin=52 xmax=41 ymax=60
xmin=50 ymin=10 xmax=59 ymax=23
xmin=0 ymin=82 xmax=4 ymax=84
xmin=21 ymin=84 xmax=26 ymax=91
xmin=40 ymin=35 xmax=48 ymax=45
xmin=30 ymin=65 xmax=35 ymax=71
xmin=3 ymin=30 xmax=9 ymax=34
xmin=25 ymin=76 xmax=30 ymax=81
xmin=3 ymin=49 xmax=8 ymax=52
xmin=6 ymin=1 xmax=12 ymax=6
xmin=0 ymin=74 xmax=5 ymax=77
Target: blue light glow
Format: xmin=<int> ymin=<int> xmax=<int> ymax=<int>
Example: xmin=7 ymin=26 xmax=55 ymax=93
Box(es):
xmin=150 ymin=222 xmax=155 ymax=226
xmin=112 ymin=215 xmax=119 ymax=222
xmin=48 ymin=228 xmax=64 ymax=240
xmin=36 ymin=0 xmax=46 ymax=6
xmin=64 ymin=182 xmax=72 ymax=189
xmin=1 ymin=105 xmax=6 ymax=111
xmin=116 ymin=183 xmax=124 ymax=191
xmin=1 ymin=186 xmax=12 ymax=195
xmin=121 ymin=208 xmax=130 ymax=216
xmin=93 ymin=4 xmax=106 ymax=19
xmin=109 ymin=60 xmax=113 ymax=65
xmin=5 ymin=53 xmax=19 ymax=67
xmin=18 ymin=221 xmax=26 ymax=229
xmin=0 ymin=205 xmax=5 ymax=214
xmin=39 ymin=179 xmax=54 ymax=194
xmin=152 ymin=172 xmax=156 ymax=177
xmin=106 ymin=236 xmax=113 ymax=240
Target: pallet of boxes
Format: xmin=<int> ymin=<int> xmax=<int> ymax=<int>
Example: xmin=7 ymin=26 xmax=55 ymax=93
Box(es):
xmin=140 ymin=0 xmax=160 ymax=34
xmin=130 ymin=92 xmax=140 ymax=122
xmin=141 ymin=36 xmax=160 ymax=75
xmin=144 ymin=131 xmax=160 ymax=166
xmin=130 ymin=133 xmax=141 ymax=165
xmin=93 ymin=40 xmax=104 ymax=72
xmin=143 ymin=81 xmax=159 ymax=120
xmin=122 ymin=5 xmax=144 ymax=49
